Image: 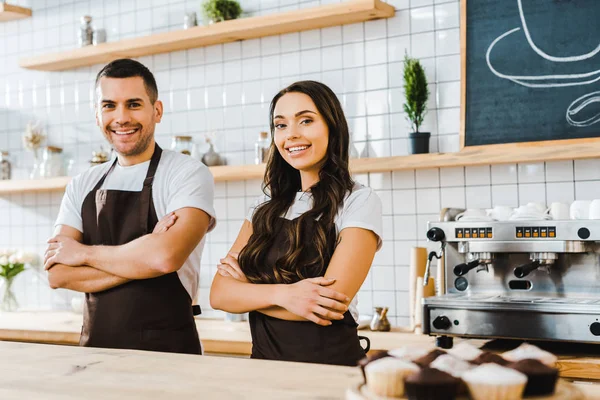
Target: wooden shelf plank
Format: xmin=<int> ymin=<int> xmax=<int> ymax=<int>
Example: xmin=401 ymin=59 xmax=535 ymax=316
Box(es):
xmin=19 ymin=0 xmax=395 ymax=71
xmin=0 ymin=3 xmax=32 ymax=22
xmin=2 ymin=139 xmax=598 ymax=193
xmin=0 ymin=176 xmax=71 ymax=194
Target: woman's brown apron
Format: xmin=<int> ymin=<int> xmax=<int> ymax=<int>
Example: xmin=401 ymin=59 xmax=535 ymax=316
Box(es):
xmin=249 ymin=217 xmax=368 ymax=366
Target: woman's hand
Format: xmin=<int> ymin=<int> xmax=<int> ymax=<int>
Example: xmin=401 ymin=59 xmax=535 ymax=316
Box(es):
xmin=217 ymin=252 xmax=248 ymax=283
xmin=152 ymin=212 xmax=178 ymax=234
xmin=275 ymin=277 xmax=350 ymax=326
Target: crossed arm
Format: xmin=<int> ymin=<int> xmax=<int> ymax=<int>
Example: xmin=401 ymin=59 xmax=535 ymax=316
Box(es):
xmin=46 ymin=208 xmax=211 ymax=292
xmin=209 ymin=220 xmax=379 ymax=326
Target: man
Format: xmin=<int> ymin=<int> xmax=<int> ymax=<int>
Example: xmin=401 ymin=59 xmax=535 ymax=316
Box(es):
xmin=44 ymin=59 xmax=216 ymax=355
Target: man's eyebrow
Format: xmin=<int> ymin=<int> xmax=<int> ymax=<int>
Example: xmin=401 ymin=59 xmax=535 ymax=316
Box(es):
xmin=100 ymin=98 xmax=145 ymax=103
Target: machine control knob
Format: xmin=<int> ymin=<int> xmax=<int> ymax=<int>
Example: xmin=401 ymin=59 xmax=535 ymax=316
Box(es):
xmin=578 ymin=227 xmax=591 ymax=240
xmin=432 ymin=316 xmax=452 ymax=330
xmin=591 ymin=322 xmax=600 ymax=336
xmin=427 ymin=227 xmax=445 ymax=242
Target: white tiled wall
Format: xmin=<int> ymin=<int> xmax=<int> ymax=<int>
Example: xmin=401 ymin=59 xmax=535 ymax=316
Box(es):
xmin=1 ymin=0 xmax=599 ymax=325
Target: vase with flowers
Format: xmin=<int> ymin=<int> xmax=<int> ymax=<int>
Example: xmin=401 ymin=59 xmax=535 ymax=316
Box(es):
xmin=22 ymin=121 xmax=46 ymax=179
xmin=0 ymin=250 xmax=39 ymax=312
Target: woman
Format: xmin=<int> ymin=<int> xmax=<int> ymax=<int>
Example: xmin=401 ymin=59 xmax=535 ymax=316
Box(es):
xmin=210 ymin=81 xmax=382 ymax=366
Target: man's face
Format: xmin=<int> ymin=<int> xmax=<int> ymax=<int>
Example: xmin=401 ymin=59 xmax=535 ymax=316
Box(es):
xmin=95 ymin=76 xmax=162 ymax=157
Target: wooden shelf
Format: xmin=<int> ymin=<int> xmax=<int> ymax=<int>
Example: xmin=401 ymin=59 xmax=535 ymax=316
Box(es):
xmin=0 ymin=176 xmax=71 ymax=194
xmin=0 ymin=3 xmax=31 ymax=22
xmin=2 ymin=139 xmax=599 ymax=193
xmin=19 ymin=0 xmax=395 ymax=71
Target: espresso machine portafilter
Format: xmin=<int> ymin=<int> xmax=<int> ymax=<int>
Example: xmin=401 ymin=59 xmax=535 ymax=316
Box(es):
xmin=421 ymin=212 xmax=600 ymax=348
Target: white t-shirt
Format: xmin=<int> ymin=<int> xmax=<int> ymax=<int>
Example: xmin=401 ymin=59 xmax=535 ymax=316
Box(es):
xmin=55 ymin=149 xmax=217 ymax=301
xmin=246 ymin=183 xmax=383 ymax=321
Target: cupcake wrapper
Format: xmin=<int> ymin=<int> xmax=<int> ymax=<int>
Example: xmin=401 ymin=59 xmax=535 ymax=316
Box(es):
xmin=523 ymin=372 xmax=559 ymax=397
xmin=466 ymin=382 xmax=526 ymax=400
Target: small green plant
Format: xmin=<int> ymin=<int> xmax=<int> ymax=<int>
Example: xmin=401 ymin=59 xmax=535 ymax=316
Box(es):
xmin=403 ymin=54 xmax=429 ymax=133
xmin=202 ymin=0 xmax=242 ymax=22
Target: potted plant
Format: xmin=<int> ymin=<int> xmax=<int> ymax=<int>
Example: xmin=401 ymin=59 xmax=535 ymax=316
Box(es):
xmin=403 ymin=54 xmax=430 ymax=154
xmin=202 ymin=0 xmax=243 ymax=23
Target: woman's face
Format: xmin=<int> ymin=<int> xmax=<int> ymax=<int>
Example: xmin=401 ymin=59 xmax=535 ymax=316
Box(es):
xmin=272 ymin=92 xmax=329 ymax=173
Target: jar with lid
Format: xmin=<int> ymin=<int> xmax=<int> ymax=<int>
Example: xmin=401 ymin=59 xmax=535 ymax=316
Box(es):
xmin=79 ymin=16 xmax=93 ymax=47
xmin=171 ymin=136 xmax=193 ymax=156
xmin=255 ymin=131 xmax=271 ymax=164
xmin=0 ymin=151 xmax=11 ymax=180
xmin=39 ymin=146 xmax=65 ymax=178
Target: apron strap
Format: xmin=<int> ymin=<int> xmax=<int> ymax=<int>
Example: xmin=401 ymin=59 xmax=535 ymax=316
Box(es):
xmin=92 ymin=158 xmax=118 ymax=193
xmin=139 ymin=144 xmax=163 ymax=234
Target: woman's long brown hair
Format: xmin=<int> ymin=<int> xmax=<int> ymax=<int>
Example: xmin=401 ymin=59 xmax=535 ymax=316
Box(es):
xmin=238 ymin=81 xmax=355 ymax=284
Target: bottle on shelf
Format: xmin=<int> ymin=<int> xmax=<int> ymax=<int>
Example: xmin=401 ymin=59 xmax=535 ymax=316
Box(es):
xmin=255 ymin=131 xmax=271 ymax=164
xmin=0 ymin=151 xmax=11 ymax=180
xmin=78 ymin=16 xmax=93 ymax=47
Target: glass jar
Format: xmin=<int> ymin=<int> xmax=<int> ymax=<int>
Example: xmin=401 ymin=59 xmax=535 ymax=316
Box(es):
xmin=171 ymin=136 xmax=193 ymax=156
xmin=254 ymin=131 xmax=271 ymax=164
xmin=79 ymin=15 xmax=93 ymax=47
xmin=39 ymin=146 xmax=65 ymax=178
xmin=0 ymin=151 xmax=11 ymax=180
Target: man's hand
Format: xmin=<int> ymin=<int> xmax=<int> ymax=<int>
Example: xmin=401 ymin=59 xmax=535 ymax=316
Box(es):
xmin=152 ymin=212 xmax=178 ymax=234
xmin=217 ymin=252 xmax=248 ymax=283
xmin=44 ymin=235 xmax=88 ymax=270
xmin=274 ymin=277 xmax=350 ymax=326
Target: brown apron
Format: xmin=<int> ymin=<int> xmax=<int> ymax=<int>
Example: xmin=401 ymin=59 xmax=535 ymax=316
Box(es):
xmin=79 ymin=144 xmax=201 ymax=355
xmin=249 ymin=217 xmax=368 ymax=366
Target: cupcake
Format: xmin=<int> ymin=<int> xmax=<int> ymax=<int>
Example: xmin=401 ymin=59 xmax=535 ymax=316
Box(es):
xmin=471 ymin=351 xmax=510 ymax=366
xmin=364 ymin=357 xmax=420 ymax=398
xmin=404 ymin=367 xmax=459 ymax=400
xmin=388 ymin=346 xmax=434 ymax=362
xmin=447 ymin=342 xmax=484 ymax=362
xmin=508 ymin=359 xmax=559 ymax=396
xmin=502 ymin=343 xmax=558 ymax=367
xmin=413 ymin=349 xmax=447 ymax=368
xmin=358 ymin=350 xmax=389 ymax=382
xmin=462 ymin=363 xmax=527 ymax=400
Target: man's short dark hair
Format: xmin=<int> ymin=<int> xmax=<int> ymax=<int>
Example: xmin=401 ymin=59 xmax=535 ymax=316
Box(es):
xmin=95 ymin=59 xmax=158 ymax=104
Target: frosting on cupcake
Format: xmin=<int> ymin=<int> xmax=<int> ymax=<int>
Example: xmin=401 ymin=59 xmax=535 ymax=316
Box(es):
xmin=462 ymin=363 xmax=527 ymax=385
xmin=365 ymin=356 xmax=420 ymax=374
xmin=447 ymin=342 xmax=484 ymax=361
xmin=388 ymin=346 xmax=433 ymax=361
xmin=502 ymin=343 xmax=558 ymax=367
xmin=462 ymin=363 xmax=527 ymax=400
xmin=430 ymin=354 xmax=474 ymax=378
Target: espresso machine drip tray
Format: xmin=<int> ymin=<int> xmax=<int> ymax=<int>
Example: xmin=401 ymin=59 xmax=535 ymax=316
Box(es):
xmin=424 ymin=294 xmax=600 ymax=344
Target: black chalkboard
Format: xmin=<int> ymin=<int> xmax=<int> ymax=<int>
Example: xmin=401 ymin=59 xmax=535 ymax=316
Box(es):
xmin=464 ymin=0 xmax=600 ymax=147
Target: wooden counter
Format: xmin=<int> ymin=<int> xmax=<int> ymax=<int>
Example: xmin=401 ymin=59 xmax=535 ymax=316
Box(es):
xmin=0 ymin=341 xmax=360 ymax=399
xmin=1 ymin=341 xmax=599 ymax=399
xmin=2 ymin=311 xmax=600 ymax=381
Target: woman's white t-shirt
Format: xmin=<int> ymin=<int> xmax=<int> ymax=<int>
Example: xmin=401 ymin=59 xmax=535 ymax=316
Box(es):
xmin=246 ymin=183 xmax=383 ymax=321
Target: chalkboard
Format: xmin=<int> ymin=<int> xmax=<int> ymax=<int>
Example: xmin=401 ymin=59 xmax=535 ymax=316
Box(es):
xmin=463 ymin=0 xmax=600 ymax=147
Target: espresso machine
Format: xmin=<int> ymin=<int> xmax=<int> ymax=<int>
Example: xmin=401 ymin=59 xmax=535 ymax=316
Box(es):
xmin=422 ymin=209 xmax=600 ymax=348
